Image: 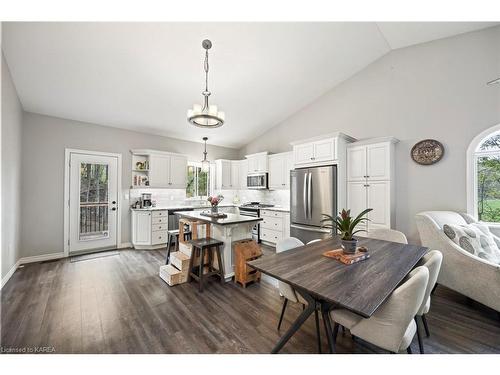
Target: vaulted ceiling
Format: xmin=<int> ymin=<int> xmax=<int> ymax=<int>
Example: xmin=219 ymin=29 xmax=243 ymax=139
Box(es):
xmin=2 ymin=22 xmax=498 ymax=148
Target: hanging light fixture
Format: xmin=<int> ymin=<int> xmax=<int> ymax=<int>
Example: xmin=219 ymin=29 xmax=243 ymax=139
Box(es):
xmin=187 ymin=39 xmax=225 ymax=128
xmin=201 ymin=137 xmax=210 ymax=172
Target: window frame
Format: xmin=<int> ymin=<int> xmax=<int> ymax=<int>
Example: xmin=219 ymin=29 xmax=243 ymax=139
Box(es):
xmin=467 ymin=124 xmax=500 ymax=223
xmin=186 ymin=161 xmax=211 ymax=200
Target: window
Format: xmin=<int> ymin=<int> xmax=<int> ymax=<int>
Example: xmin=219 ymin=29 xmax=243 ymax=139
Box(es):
xmin=186 ymin=162 xmax=210 ymax=199
xmin=468 ymin=124 xmax=500 ymax=223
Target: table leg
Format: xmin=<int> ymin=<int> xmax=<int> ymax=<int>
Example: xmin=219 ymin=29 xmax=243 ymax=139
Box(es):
xmin=321 ymin=302 xmax=336 ymax=354
xmin=271 ymin=301 xmax=315 ymax=354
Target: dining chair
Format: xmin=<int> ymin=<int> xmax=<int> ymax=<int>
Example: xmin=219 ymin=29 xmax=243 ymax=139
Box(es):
xmin=330 ymin=266 xmax=429 ymax=354
xmin=414 ymin=250 xmax=443 ymax=354
xmin=360 ymin=228 xmax=408 ymax=244
xmin=307 ymin=239 xmax=322 ymax=245
xmin=276 ymin=237 xmax=323 ymax=353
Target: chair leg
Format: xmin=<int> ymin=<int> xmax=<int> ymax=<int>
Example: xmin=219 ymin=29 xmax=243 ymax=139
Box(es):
xmin=277 ymin=299 xmax=288 ymax=331
xmin=421 ymin=314 xmax=430 ymax=337
xmin=415 ymin=317 xmax=424 ymax=354
xmin=165 ymin=233 xmax=172 ymax=265
xmin=198 ymin=247 xmax=204 ymax=293
xmin=407 ymin=346 xmax=413 ymax=354
xmin=332 ymin=322 xmax=339 ymax=344
xmin=314 ymin=308 xmax=322 ymax=354
xmin=431 ymin=283 xmax=438 ymax=295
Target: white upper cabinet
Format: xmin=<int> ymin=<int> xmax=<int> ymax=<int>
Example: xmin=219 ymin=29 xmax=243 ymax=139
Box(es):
xmin=230 ymin=161 xmax=240 ymax=189
xmin=245 ymin=152 xmax=268 ymax=173
xmin=169 ymin=155 xmax=188 ymax=188
xmin=268 ymin=152 xmax=293 ymax=189
xmin=291 ymin=133 xmax=355 ymax=167
xmin=149 ymin=154 xmax=170 ymax=188
xmin=347 ymin=146 xmax=367 ymax=181
xmin=215 ymin=159 xmax=232 ymax=189
xmin=239 ymin=159 xmax=248 ymax=189
xmin=367 ymin=143 xmax=391 ymax=181
xmin=346 ymin=137 xmax=398 ymax=230
xmin=131 ymin=150 xmax=187 ymax=189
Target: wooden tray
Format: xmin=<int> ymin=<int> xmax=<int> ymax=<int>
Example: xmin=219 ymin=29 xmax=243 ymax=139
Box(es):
xmin=322 ymin=247 xmax=370 ymax=265
xmin=200 ymin=211 xmax=228 ymax=218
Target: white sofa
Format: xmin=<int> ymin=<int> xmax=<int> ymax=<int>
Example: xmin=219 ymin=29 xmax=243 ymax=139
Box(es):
xmin=415 ymin=211 xmax=500 ymax=314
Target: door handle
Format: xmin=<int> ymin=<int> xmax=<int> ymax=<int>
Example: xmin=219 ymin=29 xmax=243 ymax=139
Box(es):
xmin=303 ymin=173 xmax=308 ymax=219
xmin=307 ymin=172 xmax=312 ymax=219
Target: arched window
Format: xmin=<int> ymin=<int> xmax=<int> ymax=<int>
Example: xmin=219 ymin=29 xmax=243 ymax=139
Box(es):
xmin=467 ymin=124 xmax=500 ymax=223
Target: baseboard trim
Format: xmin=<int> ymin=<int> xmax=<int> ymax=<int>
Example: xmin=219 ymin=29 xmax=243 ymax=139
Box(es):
xmin=118 ymin=242 xmax=132 ymax=249
xmin=19 ymin=252 xmax=65 ymax=265
xmin=1 ymin=259 xmax=21 ymax=290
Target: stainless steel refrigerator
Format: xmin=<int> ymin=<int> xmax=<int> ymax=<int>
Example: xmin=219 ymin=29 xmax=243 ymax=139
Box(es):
xmin=290 ymin=165 xmax=337 ymax=244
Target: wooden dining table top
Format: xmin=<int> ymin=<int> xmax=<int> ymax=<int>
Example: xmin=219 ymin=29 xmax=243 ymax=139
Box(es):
xmin=248 ymin=236 xmax=428 ymax=318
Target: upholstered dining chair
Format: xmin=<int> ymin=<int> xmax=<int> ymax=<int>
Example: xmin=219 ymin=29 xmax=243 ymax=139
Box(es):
xmin=414 ymin=250 xmax=443 ymax=354
xmin=276 ymin=237 xmax=322 ymax=353
xmin=359 ymin=228 xmax=408 ymax=244
xmin=307 ymin=239 xmax=322 ymax=245
xmin=330 ymin=266 xmax=429 ymax=354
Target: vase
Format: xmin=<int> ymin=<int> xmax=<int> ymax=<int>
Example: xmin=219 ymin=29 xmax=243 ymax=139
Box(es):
xmin=341 ymin=238 xmax=358 ymax=254
xmin=211 ymin=206 xmax=218 ymax=214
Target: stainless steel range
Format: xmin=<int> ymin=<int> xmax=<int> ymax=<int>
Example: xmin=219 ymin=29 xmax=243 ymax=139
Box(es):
xmin=239 ymin=202 xmax=274 ymax=242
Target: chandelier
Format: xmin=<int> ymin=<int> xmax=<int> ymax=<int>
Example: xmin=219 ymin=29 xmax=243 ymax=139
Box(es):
xmin=187 ymin=39 xmax=225 ymax=128
xmin=201 ymin=137 xmax=210 ymax=172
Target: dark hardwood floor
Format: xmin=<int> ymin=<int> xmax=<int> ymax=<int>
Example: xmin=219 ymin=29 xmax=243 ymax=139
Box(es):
xmin=1 ymin=248 xmax=499 ymax=354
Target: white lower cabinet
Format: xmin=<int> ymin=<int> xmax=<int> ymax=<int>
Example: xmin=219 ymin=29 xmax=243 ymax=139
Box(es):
xmin=260 ymin=210 xmax=290 ymax=246
xmin=132 ymin=210 xmax=168 ymax=249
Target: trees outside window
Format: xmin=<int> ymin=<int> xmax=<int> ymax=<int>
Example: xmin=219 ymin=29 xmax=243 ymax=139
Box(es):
xmin=186 ymin=162 xmax=210 ymax=199
xmin=476 ymin=133 xmax=500 ymax=222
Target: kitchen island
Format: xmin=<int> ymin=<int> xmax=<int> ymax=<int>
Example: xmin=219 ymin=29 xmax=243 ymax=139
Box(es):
xmin=175 ymin=210 xmax=262 ymax=281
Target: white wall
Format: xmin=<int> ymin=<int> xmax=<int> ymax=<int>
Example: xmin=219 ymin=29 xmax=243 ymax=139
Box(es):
xmin=1 ymin=52 xmax=23 ymax=283
xmin=20 ymin=112 xmax=239 ymax=258
xmin=241 ymin=26 xmax=500 ymax=243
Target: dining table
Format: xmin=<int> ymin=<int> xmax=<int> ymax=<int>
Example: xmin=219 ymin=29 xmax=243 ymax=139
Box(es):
xmin=247 ymin=235 xmax=428 ymax=353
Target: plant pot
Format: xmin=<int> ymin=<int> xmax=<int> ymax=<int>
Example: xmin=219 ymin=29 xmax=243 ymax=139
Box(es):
xmin=341 ymin=238 xmax=358 ymax=254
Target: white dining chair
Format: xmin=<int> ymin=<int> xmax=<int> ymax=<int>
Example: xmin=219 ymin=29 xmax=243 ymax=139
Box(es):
xmin=330 ymin=266 xmax=429 ymax=354
xmin=359 ymin=228 xmax=408 ymax=244
xmin=276 ymin=237 xmax=323 ymax=353
xmin=414 ymin=250 xmax=443 ymax=354
xmin=307 ymin=239 xmax=322 ymax=245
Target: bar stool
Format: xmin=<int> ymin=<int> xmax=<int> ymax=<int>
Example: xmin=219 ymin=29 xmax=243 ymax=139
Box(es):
xmin=188 ymin=238 xmax=224 ymax=292
xmin=165 ymin=228 xmax=192 ymax=264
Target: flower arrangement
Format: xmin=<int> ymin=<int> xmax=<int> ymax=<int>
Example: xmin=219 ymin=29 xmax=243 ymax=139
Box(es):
xmin=207 ymin=194 xmax=224 ymax=207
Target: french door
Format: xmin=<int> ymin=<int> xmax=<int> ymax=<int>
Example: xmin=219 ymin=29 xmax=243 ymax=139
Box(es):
xmin=68 ymin=151 xmax=119 ymax=254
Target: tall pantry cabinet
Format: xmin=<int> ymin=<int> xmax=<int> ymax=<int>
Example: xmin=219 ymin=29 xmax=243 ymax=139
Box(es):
xmin=346 ymin=137 xmax=399 ymax=231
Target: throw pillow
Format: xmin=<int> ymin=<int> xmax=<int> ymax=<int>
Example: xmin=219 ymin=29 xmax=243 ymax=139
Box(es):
xmin=443 ymin=223 xmax=500 ymax=264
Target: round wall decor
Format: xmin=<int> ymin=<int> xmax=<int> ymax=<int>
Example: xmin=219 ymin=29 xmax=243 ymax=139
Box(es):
xmin=411 ymin=139 xmax=444 ymax=165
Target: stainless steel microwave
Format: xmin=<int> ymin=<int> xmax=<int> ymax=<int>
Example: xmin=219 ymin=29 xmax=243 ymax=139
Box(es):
xmin=247 ymin=172 xmax=268 ymax=189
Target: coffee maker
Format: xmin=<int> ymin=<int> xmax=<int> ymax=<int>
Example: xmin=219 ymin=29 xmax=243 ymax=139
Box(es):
xmin=141 ymin=193 xmax=152 ymax=208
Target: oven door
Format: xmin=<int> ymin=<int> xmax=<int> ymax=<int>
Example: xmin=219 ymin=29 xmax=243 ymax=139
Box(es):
xmin=239 ymin=208 xmax=260 ymax=242
xmin=247 ymin=173 xmax=268 ymax=189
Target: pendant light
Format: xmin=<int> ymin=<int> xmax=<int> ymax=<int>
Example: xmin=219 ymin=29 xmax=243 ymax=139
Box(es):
xmin=187 ymin=39 xmax=225 ymax=128
xmin=201 ymin=137 xmax=210 ymax=172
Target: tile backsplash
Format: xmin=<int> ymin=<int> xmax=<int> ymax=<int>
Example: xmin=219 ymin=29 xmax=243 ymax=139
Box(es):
xmin=129 ymin=188 xmax=290 ymax=208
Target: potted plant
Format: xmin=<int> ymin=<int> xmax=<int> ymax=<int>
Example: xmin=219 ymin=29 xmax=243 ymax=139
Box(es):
xmin=321 ymin=208 xmax=372 ymax=254
xmin=207 ymin=194 xmax=224 ymax=214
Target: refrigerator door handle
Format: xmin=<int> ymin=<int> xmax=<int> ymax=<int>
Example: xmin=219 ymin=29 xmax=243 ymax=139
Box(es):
xmin=307 ymin=171 xmax=312 ymax=219
xmin=303 ymin=172 xmax=308 ymax=219
xmin=290 ymin=224 xmax=331 ymax=233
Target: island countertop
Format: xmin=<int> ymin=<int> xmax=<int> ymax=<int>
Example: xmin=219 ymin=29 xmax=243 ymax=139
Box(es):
xmin=175 ymin=210 xmax=263 ymax=226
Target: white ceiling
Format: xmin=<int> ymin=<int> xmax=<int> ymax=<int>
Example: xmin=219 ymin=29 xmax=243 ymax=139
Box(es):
xmin=2 ymin=22 xmax=498 ymax=148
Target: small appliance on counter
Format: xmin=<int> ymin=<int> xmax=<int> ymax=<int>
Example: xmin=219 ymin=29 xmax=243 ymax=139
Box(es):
xmin=141 ymin=193 xmax=152 ymax=208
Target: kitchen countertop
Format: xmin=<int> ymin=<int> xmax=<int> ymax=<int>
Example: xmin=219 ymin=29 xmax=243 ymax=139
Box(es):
xmin=130 ymin=203 xmax=237 ymax=211
xmin=259 ymin=206 xmax=290 ymax=212
xmin=175 ymin=211 xmax=263 ymax=226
